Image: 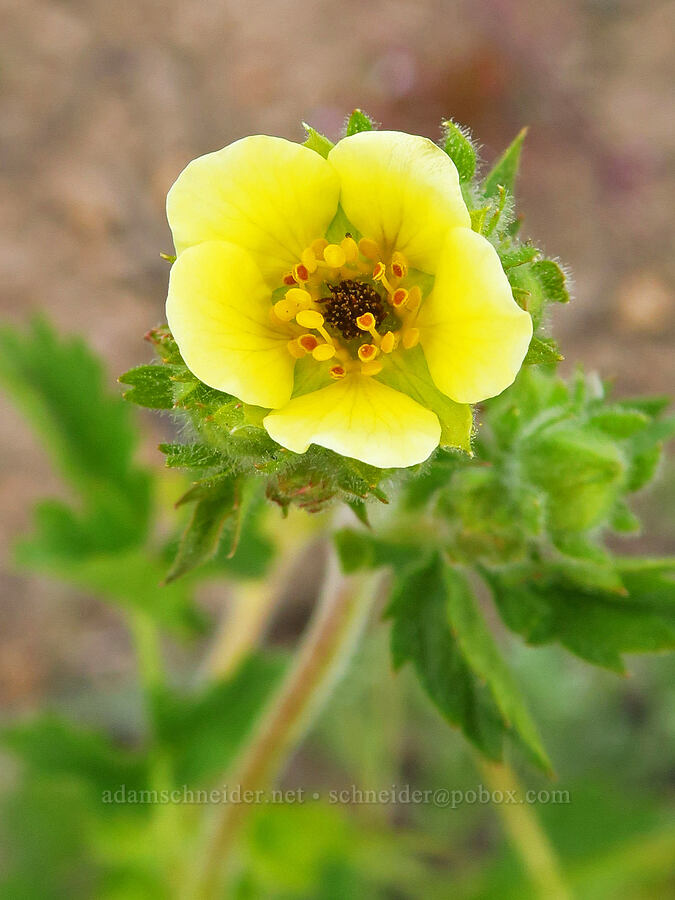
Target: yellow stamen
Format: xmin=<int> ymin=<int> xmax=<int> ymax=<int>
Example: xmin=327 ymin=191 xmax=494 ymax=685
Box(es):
xmin=361 ymin=360 xmax=383 ymax=376
xmin=286 ymin=287 xmax=312 ymax=309
xmin=391 ymin=287 xmax=409 ymax=309
xmin=357 ymin=343 xmax=379 ymax=362
xmin=380 ymin=331 xmax=398 ymax=354
xmin=372 ymin=261 xmax=395 ymax=295
xmin=298 ymin=334 xmax=319 ymax=352
xmin=358 ymin=237 xmax=380 ymax=260
xmin=311 ymin=237 xmax=329 ymax=257
xmin=296 ymin=309 xmax=324 ymax=330
xmin=312 ymin=343 xmax=337 ymax=361
xmin=406 ymin=285 xmax=422 ymax=313
xmin=283 ymin=273 xmax=297 ymax=285
xmin=330 ymin=365 xmax=346 ymax=379
xmin=273 ymin=298 xmax=299 ymax=321
xmin=340 ymin=235 xmax=359 ymax=262
xmin=391 ymin=251 xmax=408 ymax=279
xmin=293 ymin=263 xmax=310 ymax=283
xmin=355 ymin=312 xmax=375 ymax=330
xmin=323 ymin=243 xmax=347 ymax=268
xmin=402 ymin=327 xmax=420 ymax=349
xmin=287 ymin=339 xmax=306 ymax=359
xmin=301 ymin=248 xmax=318 ymax=273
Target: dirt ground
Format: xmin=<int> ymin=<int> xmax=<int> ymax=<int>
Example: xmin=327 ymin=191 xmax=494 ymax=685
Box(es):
xmin=1 ymin=0 xmax=673 ymax=709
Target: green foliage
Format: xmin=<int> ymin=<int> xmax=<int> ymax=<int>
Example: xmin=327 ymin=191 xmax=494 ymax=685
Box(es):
xmin=483 ymin=127 xmax=527 ymax=197
xmin=386 ymin=554 xmax=548 ymax=768
xmin=153 ymin=654 xmax=286 ymax=784
xmin=346 ymin=108 xmax=374 ymax=136
xmin=302 ymin=123 xmax=334 ymax=158
xmin=441 ymin=119 xmax=477 ymax=182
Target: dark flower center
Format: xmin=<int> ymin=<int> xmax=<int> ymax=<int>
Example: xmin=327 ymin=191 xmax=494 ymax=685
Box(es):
xmin=318 ymin=280 xmax=386 ymax=340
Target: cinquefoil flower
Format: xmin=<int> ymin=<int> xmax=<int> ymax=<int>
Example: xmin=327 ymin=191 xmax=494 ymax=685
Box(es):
xmin=166 ymin=131 xmax=532 ymax=468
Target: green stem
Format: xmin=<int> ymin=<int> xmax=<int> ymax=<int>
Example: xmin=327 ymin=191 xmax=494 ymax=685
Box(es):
xmin=478 ymin=758 xmax=571 ymax=900
xmin=128 ymin=610 xmax=164 ymax=701
xmin=186 ymin=550 xmax=379 ymax=899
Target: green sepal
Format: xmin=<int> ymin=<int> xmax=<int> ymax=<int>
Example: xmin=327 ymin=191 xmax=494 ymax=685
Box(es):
xmin=346 ymin=109 xmax=374 ymax=136
xmin=483 ymin=127 xmax=527 ymax=198
xmin=378 ymin=347 xmax=473 ymax=452
xmin=159 ymin=442 xmax=227 ymax=469
xmin=166 ymin=475 xmax=240 ymax=583
xmin=302 ymin=122 xmax=334 ymax=158
xmin=524 ymin=336 xmax=564 ymax=367
xmin=441 ymin=119 xmax=477 ymax=183
xmin=119 ymin=364 xmax=180 ymax=409
xmin=530 ymin=258 xmax=570 ymax=304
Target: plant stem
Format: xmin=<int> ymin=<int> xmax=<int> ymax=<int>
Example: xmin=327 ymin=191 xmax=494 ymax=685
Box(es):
xmin=186 ymin=549 xmax=379 ymax=899
xmin=478 ymin=758 xmax=571 ymax=900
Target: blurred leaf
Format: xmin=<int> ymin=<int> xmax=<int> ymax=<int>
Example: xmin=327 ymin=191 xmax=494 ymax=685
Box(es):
xmin=442 ymin=120 xmax=477 ymax=183
xmin=1 ymin=716 xmax=149 ymax=797
xmin=334 ymin=528 xmax=421 ymax=575
xmin=346 ymin=109 xmax=374 ymax=136
xmin=14 ymin=541 xmax=205 ymax=634
xmin=153 ymin=653 xmax=286 ymax=785
xmin=166 ymin=475 xmax=240 ymax=583
xmin=0 ymin=318 xmax=151 ymax=550
xmin=302 ymin=123 xmax=334 ymax=158
xmin=483 ymin=127 xmax=527 ymax=198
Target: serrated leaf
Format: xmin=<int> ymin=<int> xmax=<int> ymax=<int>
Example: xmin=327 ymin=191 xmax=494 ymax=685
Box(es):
xmin=302 ymin=123 xmax=334 ymax=158
xmin=119 ymin=364 xmax=180 ymax=409
xmin=346 ymin=109 xmax=374 ymax=136
xmin=441 ymin=120 xmax=476 ymax=183
xmin=385 ymin=554 xmax=506 ymax=760
xmin=524 ymin=336 xmax=563 ymax=366
xmin=159 ymin=442 xmax=226 ymax=469
xmin=166 ymin=476 xmax=240 ymax=582
xmin=483 ymin=562 xmax=675 ymax=673
xmin=483 ymin=127 xmax=527 ymax=198
xmin=153 ymin=653 xmax=286 ymax=784
xmin=445 ymin=567 xmax=551 ymax=771
xmin=530 ymin=259 xmax=570 ymax=304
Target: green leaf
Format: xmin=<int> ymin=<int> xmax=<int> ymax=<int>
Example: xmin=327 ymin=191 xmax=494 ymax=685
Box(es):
xmin=524 ymin=336 xmax=564 ymax=366
xmin=0 ymin=318 xmax=152 ymax=552
xmin=153 ymin=653 xmax=286 ymax=784
xmin=119 ymin=364 xmax=180 ymax=409
xmin=385 ymin=554 xmax=506 ymax=760
xmin=530 ymin=258 xmax=570 ymax=304
xmin=159 ymin=442 xmax=226 ymax=469
xmin=483 ymin=127 xmax=527 ymax=198
xmin=483 ymin=561 xmax=675 ymax=673
xmin=445 ymin=567 xmax=551 ymax=770
xmin=346 ymin=109 xmax=374 ymax=136
xmin=499 ymin=244 xmax=541 ymax=269
xmin=302 ymin=123 xmax=334 ymax=158
xmin=589 ymin=407 xmax=650 ymax=439
xmin=166 ymin=475 xmax=240 ymax=582
xmin=441 ymin=120 xmax=477 ymax=183
xmin=333 ymin=529 xmax=421 ymax=575
xmin=14 ymin=541 xmax=205 ymax=634
xmin=1 ymin=716 xmax=148 ymax=796
xmin=378 ymin=347 xmax=473 ymax=452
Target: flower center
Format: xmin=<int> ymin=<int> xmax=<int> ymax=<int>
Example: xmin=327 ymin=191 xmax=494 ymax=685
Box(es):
xmin=273 ymin=235 xmax=423 ymax=379
xmin=319 ymin=280 xmax=386 ymax=339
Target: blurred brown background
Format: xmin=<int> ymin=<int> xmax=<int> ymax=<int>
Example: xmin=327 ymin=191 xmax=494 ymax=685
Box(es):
xmin=1 ymin=0 xmax=673 ymax=711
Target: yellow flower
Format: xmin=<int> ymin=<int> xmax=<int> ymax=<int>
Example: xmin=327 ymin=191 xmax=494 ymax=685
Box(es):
xmin=166 ymin=131 xmax=532 ymax=469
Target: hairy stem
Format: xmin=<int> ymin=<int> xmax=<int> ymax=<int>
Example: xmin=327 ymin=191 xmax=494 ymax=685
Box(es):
xmin=187 ymin=549 xmax=379 ymax=899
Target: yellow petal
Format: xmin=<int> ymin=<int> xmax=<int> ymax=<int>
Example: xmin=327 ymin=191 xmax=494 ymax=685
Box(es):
xmin=417 ymin=228 xmax=533 ymax=404
xmin=166 ymin=241 xmax=295 ymax=408
xmin=328 ymin=131 xmax=470 ymax=273
xmin=263 ymin=375 xmax=440 ymax=468
xmin=167 ymin=136 xmax=340 ymax=285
